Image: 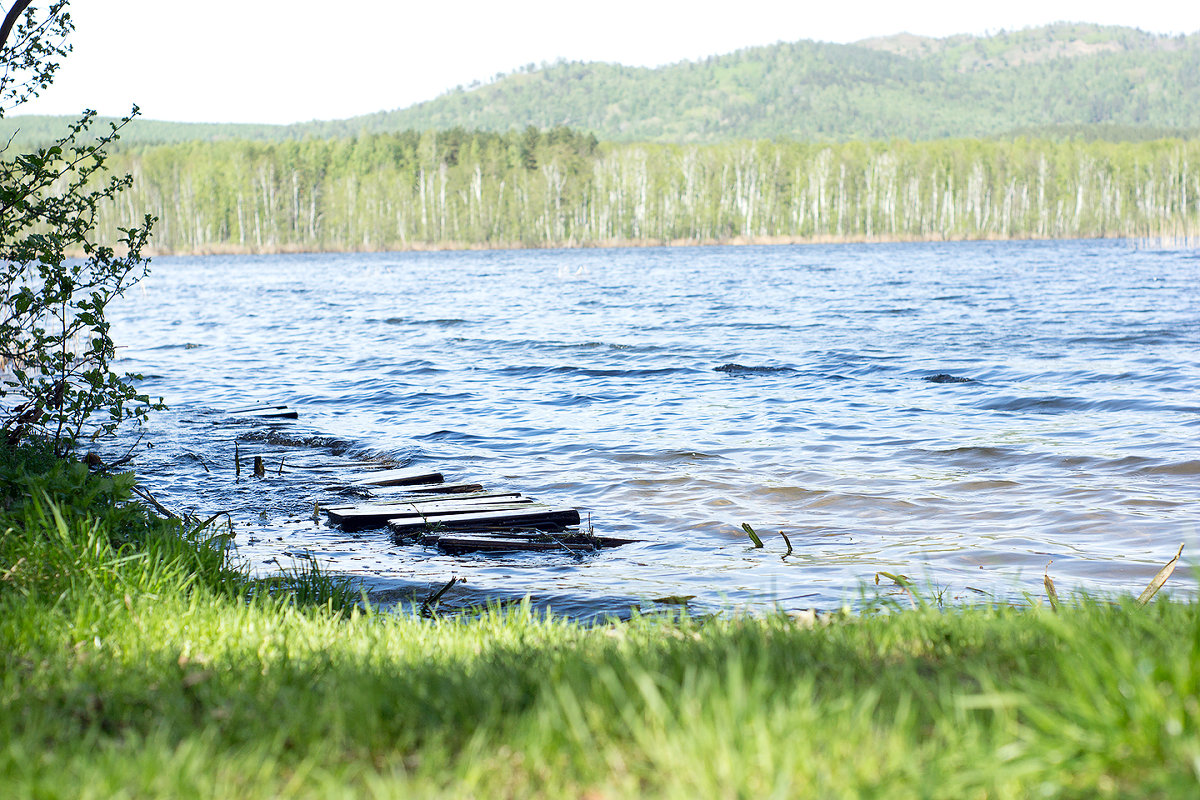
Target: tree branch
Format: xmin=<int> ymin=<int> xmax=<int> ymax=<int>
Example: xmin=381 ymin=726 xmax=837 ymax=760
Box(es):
xmin=0 ymin=1 xmax=34 ymax=54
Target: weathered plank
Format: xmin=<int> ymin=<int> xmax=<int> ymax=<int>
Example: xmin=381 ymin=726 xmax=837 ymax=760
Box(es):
xmin=385 ymin=501 xmax=537 ymax=519
xmin=327 ymin=496 xmax=530 ymax=531
xmin=387 ymin=506 xmax=581 ymax=535
xmin=344 ymin=467 xmax=444 ymax=487
xmin=404 ymin=491 xmax=524 ymax=505
xmin=229 ymin=404 xmax=299 ymax=419
xmin=367 ymin=481 xmax=485 ymax=495
xmin=322 ymin=492 xmax=521 ymax=513
xmin=251 ymin=409 xmax=299 ymax=419
xmin=227 ymin=404 xmax=291 ymax=414
xmin=434 ymin=537 xmax=594 ymax=555
xmin=432 ymin=533 xmax=639 ymax=554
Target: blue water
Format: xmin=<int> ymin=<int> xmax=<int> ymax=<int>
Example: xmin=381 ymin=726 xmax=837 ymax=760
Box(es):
xmin=105 ymin=239 xmax=1200 ymax=615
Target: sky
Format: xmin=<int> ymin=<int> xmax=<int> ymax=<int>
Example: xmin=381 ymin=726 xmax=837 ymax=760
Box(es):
xmin=7 ymin=0 xmax=1200 ymax=125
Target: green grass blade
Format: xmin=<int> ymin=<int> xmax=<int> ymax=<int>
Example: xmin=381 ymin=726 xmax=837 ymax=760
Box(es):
xmin=1136 ymin=544 xmax=1184 ymax=606
xmin=740 ymin=523 xmax=764 ymax=548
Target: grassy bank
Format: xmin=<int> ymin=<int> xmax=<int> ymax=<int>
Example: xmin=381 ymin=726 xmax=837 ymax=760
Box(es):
xmin=2 ymin=442 xmax=1198 ymax=798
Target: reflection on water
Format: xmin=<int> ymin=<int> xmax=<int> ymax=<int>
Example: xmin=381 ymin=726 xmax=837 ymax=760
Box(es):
xmin=104 ymin=239 xmax=1200 ymax=614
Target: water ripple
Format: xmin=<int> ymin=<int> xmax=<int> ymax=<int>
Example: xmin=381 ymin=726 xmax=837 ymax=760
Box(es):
xmin=104 ymin=240 xmax=1200 ymax=612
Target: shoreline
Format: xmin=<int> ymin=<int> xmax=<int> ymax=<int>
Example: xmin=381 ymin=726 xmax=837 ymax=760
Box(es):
xmin=136 ymin=230 xmax=1159 ymax=258
xmin=6 ymin=443 xmax=1199 ymax=796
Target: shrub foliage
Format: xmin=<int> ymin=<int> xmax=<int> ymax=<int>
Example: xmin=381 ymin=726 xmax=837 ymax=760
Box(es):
xmin=0 ymin=1 xmax=159 ymax=455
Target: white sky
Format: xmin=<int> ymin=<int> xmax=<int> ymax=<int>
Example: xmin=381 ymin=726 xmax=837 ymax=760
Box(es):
xmin=7 ymin=0 xmax=1200 ymax=125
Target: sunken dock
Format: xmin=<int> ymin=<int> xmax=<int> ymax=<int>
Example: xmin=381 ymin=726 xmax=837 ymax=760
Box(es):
xmin=229 ymin=403 xmax=637 ymax=556
xmin=323 ymin=466 xmax=635 ymax=555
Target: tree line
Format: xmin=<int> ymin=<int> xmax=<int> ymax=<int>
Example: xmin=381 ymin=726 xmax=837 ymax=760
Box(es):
xmin=84 ymin=128 xmax=1200 ymax=253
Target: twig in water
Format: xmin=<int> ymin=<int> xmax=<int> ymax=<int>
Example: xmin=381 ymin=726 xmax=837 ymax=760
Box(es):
xmin=131 ymin=485 xmax=179 ymax=520
xmin=780 ymin=530 xmax=794 ymax=558
xmin=234 ymin=441 xmax=240 ymax=478
xmin=741 ymin=523 xmax=764 ymax=548
xmin=420 ymin=576 xmax=459 ymax=618
xmin=184 ymin=450 xmax=210 ymax=473
xmin=253 ymin=456 xmax=265 ymax=478
xmin=875 ymin=571 xmax=917 ymax=609
xmin=99 ymin=430 xmax=145 ymax=471
xmin=277 ymin=457 xmax=285 ymax=476
xmin=187 ymin=510 xmax=234 ymax=536
xmin=554 ymin=535 xmax=587 ymax=561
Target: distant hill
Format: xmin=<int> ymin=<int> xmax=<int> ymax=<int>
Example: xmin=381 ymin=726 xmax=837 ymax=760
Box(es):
xmin=4 ymin=23 xmax=1200 ymax=147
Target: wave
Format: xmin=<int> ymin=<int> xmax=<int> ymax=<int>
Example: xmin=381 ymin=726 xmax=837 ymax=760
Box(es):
xmin=147 ymin=342 xmax=206 ymax=350
xmin=978 ymin=395 xmax=1181 ymax=414
xmin=379 ymin=317 xmax=468 ymax=327
xmin=490 ymin=364 xmax=690 ymax=379
xmin=713 ymin=363 xmax=797 ymax=376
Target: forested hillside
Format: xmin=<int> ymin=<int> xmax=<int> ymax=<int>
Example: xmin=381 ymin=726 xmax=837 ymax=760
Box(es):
xmin=92 ymin=128 xmax=1199 ymax=253
xmin=3 ymin=23 xmax=1199 ymax=147
xmin=362 ymin=24 xmax=1200 ymax=143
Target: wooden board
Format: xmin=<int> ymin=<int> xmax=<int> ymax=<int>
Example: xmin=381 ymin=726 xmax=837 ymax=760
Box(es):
xmin=249 ymin=409 xmax=299 ymax=419
xmin=326 ymin=492 xmax=523 ymax=511
xmin=326 ymin=495 xmax=529 ymax=531
xmin=322 ymin=491 xmax=520 ymax=513
xmin=384 ymin=501 xmax=536 ymax=519
xmin=403 ymin=491 xmax=524 ymax=505
xmin=433 ymin=536 xmax=595 ymax=555
xmin=432 ymin=533 xmax=639 ymax=555
xmin=366 ymin=481 xmax=485 ymax=495
xmin=321 ymin=491 xmax=513 ymax=513
xmin=344 ymin=467 xmax=444 ymax=487
xmin=227 ymin=404 xmax=291 ymax=414
xmin=387 ymin=506 xmax=581 ymax=535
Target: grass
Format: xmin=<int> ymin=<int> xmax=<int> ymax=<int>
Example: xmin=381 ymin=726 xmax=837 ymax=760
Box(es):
xmin=2 ymin=442 xmax=1200 ymax=798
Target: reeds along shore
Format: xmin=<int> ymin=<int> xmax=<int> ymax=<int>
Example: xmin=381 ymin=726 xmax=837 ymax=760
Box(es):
xmin=93 ymin=133 xmax=1200 ymax=254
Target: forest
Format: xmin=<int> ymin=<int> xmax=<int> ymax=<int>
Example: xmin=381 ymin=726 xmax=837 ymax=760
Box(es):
xmin=89 ymin=128 xmax=1200 ymax=253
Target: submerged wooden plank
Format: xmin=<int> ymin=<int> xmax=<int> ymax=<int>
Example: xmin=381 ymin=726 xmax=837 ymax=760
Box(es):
xmin=387 ymin=506 xmax=581 ymax=535
xmin=344 ymin=467 xmax=444 ymax=487
xmin=434 ymin=537 xmax=594 ymax=555
xmin=327 ymin=496 xmax=528 ymax=521
xmin=321 ymin=488 xmax=501 ymax=513
xmin=431 ymin=532 xmax=640 ymax=555
xmin=384 ymin=501 xmax=537 ymax=519
xmin=403 ymin=492 xmax=524 ymax=506
xmin=327 ymin=496 xmax=530 ymax=531
xmin=327 ymin=492 xmax=524 ymax=514
xmin=250 ymin=409 xmax=299 ymax=419
xmin=367 ymin=481 xmax=485 ymax=495
xmin=227 ymin=404 xmax=291 ymax=414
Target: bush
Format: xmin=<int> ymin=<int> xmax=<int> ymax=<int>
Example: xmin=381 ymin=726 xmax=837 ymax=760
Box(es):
xmin=0 ymin=1 xmax=160 ymax=456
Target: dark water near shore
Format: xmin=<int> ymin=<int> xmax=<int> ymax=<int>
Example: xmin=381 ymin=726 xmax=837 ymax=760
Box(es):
xmin=105 ymin=239 xmax=1200 ymax=615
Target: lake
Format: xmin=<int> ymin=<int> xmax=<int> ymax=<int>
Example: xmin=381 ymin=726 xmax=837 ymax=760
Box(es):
xmin=105 ymin=239 xmax=1200 ymax=615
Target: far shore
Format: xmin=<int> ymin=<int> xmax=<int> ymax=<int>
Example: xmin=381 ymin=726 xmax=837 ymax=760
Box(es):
xmin=129 ymin=230 xmax=1178 ymax=258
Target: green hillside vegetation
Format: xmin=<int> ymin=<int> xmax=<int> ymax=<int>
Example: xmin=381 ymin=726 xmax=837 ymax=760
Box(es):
xmin=371 ymin=24 xmax=1200 ymax=144
xmin=91 ymin=129 xmax=1200 ymax=253
xmin=2 ymin=23 xmax=1199 ymax=147
xmin=0 ymin=115 xmax=294 ymax=147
